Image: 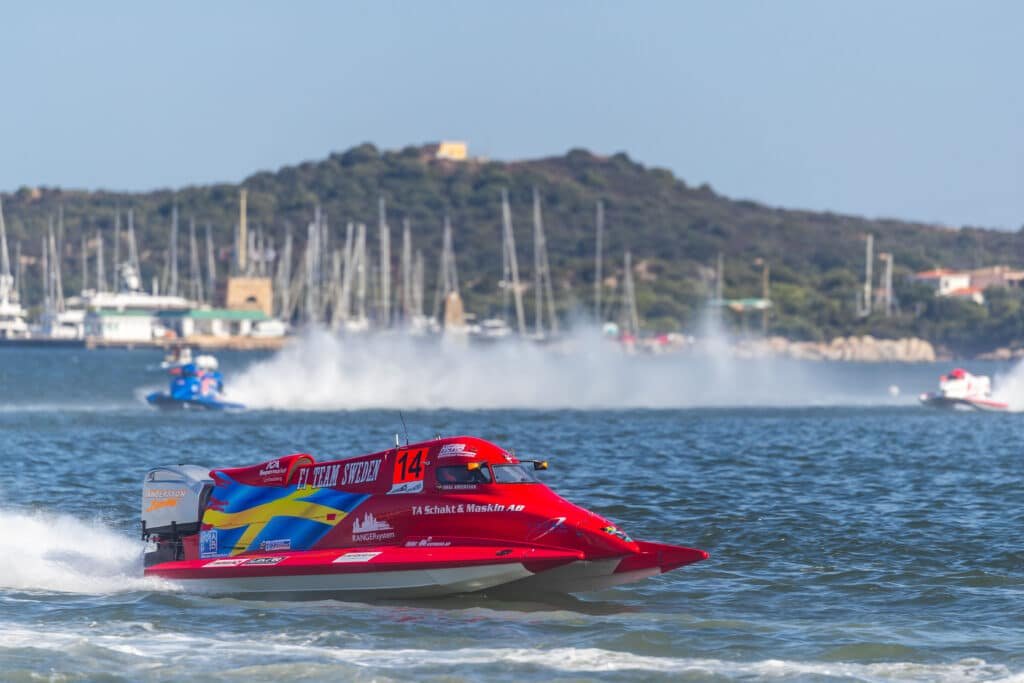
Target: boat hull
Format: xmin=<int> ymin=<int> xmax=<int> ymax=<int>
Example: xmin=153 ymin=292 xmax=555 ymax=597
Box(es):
xmin=499 ymin=541 xmax=709 ymax=593
xmin=919 ymin=393 xmax=1009 ymax=412
xmin=145 ymin=545 xmax=584 ymax=599
xmin=146 ymin=392 xmax=245 ymax=411
xmin=144 ymin=541 xmax=707 ymax=599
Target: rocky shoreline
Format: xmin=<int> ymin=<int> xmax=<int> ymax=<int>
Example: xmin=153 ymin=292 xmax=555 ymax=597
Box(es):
xmin=975 ymin=347 xmax=1024 ymax=361
xmin=729 ymin=335 xmax=937 ymax=363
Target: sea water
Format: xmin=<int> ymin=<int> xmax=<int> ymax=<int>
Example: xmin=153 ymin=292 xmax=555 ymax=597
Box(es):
xmin=0 ymin=343 xmax=1021 ymax=681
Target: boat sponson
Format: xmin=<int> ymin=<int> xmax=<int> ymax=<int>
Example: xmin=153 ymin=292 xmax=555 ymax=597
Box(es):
xmin=145 ymin=545 xmax=583 ymax=582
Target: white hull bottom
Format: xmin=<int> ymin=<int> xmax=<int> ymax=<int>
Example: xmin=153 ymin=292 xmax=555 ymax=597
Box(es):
xmin=497 ymin=558 xmax=658 ymax=593
xmin=162 ymin=558 xmax=654 ymax=599
xmin=175 ymin=563 xmax=535 ymax=599
xmin=920 ymin=395 xmax=1009 ymax=412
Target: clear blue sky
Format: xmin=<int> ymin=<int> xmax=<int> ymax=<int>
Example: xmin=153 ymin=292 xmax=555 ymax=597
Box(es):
xmin=2 ymin=2 xmax=1021 ymax=229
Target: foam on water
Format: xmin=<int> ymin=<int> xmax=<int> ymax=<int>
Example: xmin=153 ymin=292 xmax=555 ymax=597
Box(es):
xmin=0 ymin=623 xmax=1018 ymax=681
xmin=230 ymin=328 xmax=902 ymax=410
xmin=0 ymin=509 xmax=172 ymax=594
xmin=0 ymin=403 xmax=141 ymax=413
xmin=992 ymin=359 xmax=1024 ymax=411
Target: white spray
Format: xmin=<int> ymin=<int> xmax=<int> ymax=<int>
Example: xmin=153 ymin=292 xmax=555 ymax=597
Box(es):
xmin=230 ymin=327 xmax=902 ymax=410
xmin=0 ymin=508 xmax=172 ymax=594
xmin=992 ymin=359 xmax=1024 ymax=411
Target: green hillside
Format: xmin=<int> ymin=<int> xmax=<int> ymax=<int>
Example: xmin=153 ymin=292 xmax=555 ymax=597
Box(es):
xmin=3 ymin=143 xmax=1024 ymax=354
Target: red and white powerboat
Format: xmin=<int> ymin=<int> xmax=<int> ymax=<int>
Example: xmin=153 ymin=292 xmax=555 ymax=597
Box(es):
xmin=142 ymin=436 xmax=708 ymax=598
xmin=919 ymin=368 xmax=1009 ymax=412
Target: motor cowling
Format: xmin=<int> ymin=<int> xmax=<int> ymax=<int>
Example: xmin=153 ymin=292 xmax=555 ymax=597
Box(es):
xmin=142 ymin=465 xmax=212 ymax=566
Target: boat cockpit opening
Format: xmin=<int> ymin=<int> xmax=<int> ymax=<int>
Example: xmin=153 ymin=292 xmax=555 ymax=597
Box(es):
xmin=491 ymin=463 xmax=539 ymax=484
xmin=436 ymin=465 xmax=491 ymax=485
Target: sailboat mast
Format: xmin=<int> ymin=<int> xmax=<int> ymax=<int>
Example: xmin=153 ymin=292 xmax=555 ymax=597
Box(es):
xmin=0 ymin=199 xmax=16 ymax=307
xmin=326 ymin=248 xmax=340 ymax=328
xmin=127 ymin=209 xmax=140 ymax=276
xmin=379 ymin=196 xmax=391 ymax=327
xmin=594 ymin=199 xmax=604 ymax=322
xmin=206 ymin=223 xmax=216 ymax=305
xmin=413 ymin=249 xmax=424 ymax=319
xmin=401 ymin=220 xmax=413 ymax=325
xmin=57 ymin=205 xmax=65 ymax=265
xmin=501 ymin=189 xmax=526 ymax=336
xmin=531 ymin=188 xmax=558 ymax=336
xmin=275 ymin=225 xmax=292 ymax=320
xmin=624 ymin=250 xmax=639 ymax=337
xmin=0 ymin=199 xmax=10 ymax=278
xmin=338 ymin=222 xmax=354 ymax=324
xmin=442 ymin=215 xmax=459 ymax=296
xmin=189 ymin=217 xmax=203 ymax=302
xmin=96 ymin=231 xmax=105 ymax=293
xmin=434 ymin=215 xmax=457 ymax=319
xmin=49 ymin=222 xmax=64 ymax=313
xmin=238 ymin=189 xmax=248 ymax=275
xmin=533 ymin=190 xmax=543 ymax=336
xmin=169 ymin=204 xmax=179 ymax=296
xmin=112 ymin=209 xmax=121 ymax=272
xmin=355 ymin=223 xmax=367 ymax=323
xmin=81 ymin=234 xmax=88 ymax=294
xmin=14 ymin=241 xmax=21 ymax=302
xmin=41 ymin=234 xmax=49 ymax=311
xmin=320 ymin=211 xmax=330 ymax=320
xmin=305 ymin=213 xmax=320 ymax=325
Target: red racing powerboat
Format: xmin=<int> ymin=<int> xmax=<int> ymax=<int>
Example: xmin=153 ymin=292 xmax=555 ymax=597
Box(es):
xmin=142 ymin=436 xmax=707 ymax=598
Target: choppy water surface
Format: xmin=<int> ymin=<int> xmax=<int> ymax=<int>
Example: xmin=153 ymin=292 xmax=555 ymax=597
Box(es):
xmin=0 ymin=347 xmax=1022 ymax=681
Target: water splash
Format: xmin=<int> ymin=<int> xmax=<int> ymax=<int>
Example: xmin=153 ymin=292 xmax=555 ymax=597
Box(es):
xmin=229 ymin=328 xmax=904 ymax=410
xmin=991 ymin=360 xmax=1024 ymax=411
xmin=0 ymin=508 xmax=172 ymax=594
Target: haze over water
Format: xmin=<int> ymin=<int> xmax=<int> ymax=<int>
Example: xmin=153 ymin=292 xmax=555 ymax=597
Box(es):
xmin=1 ymin=344 xmax=1022 ymax=681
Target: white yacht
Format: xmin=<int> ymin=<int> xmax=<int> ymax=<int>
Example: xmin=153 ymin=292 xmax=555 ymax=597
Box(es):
xmin=0 ymin=283 xmax=29 ymax=339
xmin=0 ymin=200 xmax=29 ymax=339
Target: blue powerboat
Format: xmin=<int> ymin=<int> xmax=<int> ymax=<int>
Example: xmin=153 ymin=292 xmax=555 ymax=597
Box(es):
xmin=146 ymin=355 xmax=245 ymax=411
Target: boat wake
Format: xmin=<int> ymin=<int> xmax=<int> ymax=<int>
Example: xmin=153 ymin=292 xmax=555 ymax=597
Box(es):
xmin=230 ymin=328 xmax=904 ymax=411
xmin=0 ymin=508 xmax=173 ymax=594
xmin=0 ymin=622 xmax=1016 ymax=682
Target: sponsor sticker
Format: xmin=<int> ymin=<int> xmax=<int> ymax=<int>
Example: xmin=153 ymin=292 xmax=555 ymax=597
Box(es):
xmin=601 ymin=526 xmax=634 ymax=543
xmin=342 ymin=459 xmax=382 ymax=485
xmin=389 ymin=448 xmax=427 ymax=494
xmin=143 ymin=487 xmax=187 ymax=499
xmin=259 ymin=458 xmax=287 ymax=484
xmin=260 ymin=539 xmax=291 ymax=551
xmin=529 ymin=516 xmax=566 ymax=541
xmin=351 ymin=512 xmax=396 ymax=543
xmin=199 ymin=529 xmax=219 ymax=558
xmin=404 ymin=536 xmax=452 ymax=548
xmin=243 ymin=556 xmax=286 ymax=566
xmin=438 ymin=443 xmax=476 ymax=458
xmin=412 ymin=503 xmax=525 ymax=516
xmin=333 ymin=551 xmax=382 ymax=564
xmin=145 ymin=498 xmax=180 ymax=513
xmin=296 ymin=459 xmax=381 ymax=489
xmin=436 ymin=483 xmax=478 ymax=491
xmin=204 ymin=558 xmax=247 ymax=568
xmin=388 ymin=480 xmax=424 ymax=495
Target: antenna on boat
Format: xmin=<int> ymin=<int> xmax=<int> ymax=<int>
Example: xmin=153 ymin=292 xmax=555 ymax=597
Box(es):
xmin=398 ymin=411 xmax=410 ymax=446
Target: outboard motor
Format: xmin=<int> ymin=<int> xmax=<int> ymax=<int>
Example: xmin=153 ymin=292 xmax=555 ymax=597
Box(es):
xmin=141 ymin=465 xmax=212 ymax=567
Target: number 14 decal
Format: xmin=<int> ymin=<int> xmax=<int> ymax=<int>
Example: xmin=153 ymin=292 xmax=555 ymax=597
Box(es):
xmin=389 ymin=448 xmax=427 ymax=495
